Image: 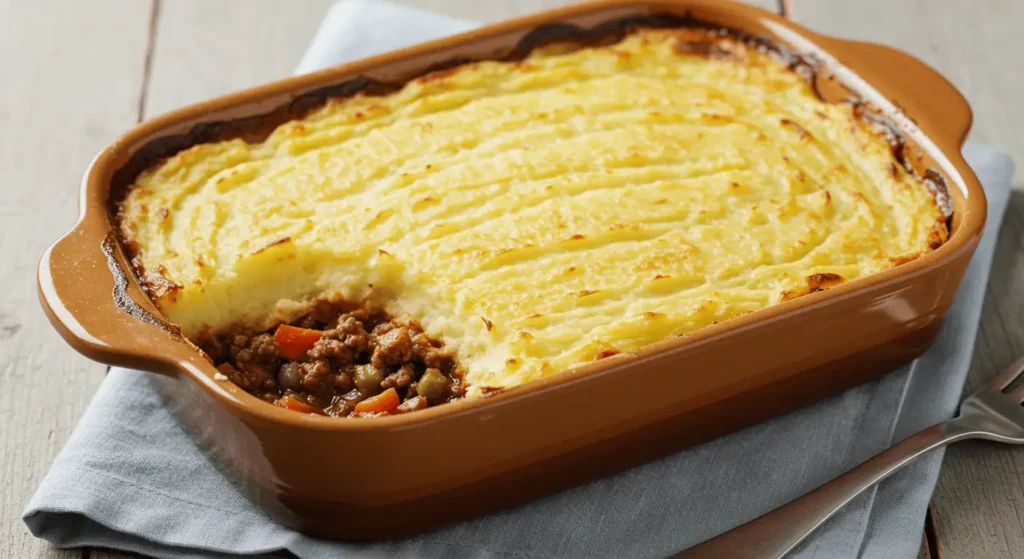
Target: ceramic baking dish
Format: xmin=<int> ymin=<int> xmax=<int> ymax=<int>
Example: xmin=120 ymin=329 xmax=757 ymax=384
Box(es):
xmin=39 ymin=0 xmax=985 ymax=541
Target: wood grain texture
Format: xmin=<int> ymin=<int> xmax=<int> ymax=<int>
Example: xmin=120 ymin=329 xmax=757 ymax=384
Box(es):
xmin=0 ymin=1 xmax=151 ymax=558
xmin=143 ymin=0 xmax=334 ymax=118
xmin=792 ymin=1 xmax=1024 ymax=557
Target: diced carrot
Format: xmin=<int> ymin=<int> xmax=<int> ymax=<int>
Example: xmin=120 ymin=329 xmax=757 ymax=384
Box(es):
xmin=274 ymin=324 xmax=323 ymax=360
xmin=278 ymin=395 xmax=316 ymax=414
xmin=353 ymin=388 xmax=400 ymax=415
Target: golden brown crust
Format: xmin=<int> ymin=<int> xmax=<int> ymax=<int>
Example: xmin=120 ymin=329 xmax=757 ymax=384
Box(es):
xmin=780 ymin=273 xmax=846 ymax=303
xmin=109 ymin=13 xmax=944 ymax=212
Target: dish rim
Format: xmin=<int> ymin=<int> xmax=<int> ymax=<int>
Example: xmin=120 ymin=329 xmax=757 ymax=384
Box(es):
xmin=38 ymin=0 xmax=987 ymax=433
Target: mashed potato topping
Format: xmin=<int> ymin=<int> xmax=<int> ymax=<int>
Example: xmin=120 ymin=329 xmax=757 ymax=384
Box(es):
xmin=118 ymin=29 xmax=947 ymax=393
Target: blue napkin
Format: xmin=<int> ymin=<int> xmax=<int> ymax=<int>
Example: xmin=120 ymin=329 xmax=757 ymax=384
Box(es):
xmin=25 ymin=1 xmax=1017 ymax=557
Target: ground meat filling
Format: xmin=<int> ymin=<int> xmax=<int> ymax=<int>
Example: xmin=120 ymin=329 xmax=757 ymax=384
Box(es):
xmin=198 ymin=303 xmax=467 ymax=417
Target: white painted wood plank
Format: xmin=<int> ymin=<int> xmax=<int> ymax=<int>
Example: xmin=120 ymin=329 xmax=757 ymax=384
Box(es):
xmin=143 ymin=0 xmax=334 ymax=118
xmin=0 ymin=0 xmax=152 ymax=558
xmin=791 ymin=1 xmax=1024 ymax=557
xmin=790 ymin=0 xmax=1024 ymax=167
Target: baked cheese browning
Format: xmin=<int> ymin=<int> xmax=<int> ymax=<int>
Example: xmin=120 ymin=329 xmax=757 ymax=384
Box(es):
xmin=118 ymin=28 xmax=948 ymax=395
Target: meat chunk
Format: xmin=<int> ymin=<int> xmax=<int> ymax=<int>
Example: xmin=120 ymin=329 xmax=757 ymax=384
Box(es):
xmin=228 ymin=332 xmax=282 ymax=392
xmin=231 ymin=332 xmax=281 ymax=364
xmin=381 ymin=363 xmax=415 ymax=390
xmin=411 ymin=332 xmax=453 ymax=370
xmin=396 ymin=396 xmax=428 ymax=413
xmin=371 ymin=327 xmax=413 ymax=368
xmin=298 ymin=359 xmax=334 ymax=396
xmin=308 ymin=337 xmax=354 ymax=362
xmin=334 ymin=316 xmax=372 ymax=353
xmin=308 ymin=316 xmax=372 ymax=362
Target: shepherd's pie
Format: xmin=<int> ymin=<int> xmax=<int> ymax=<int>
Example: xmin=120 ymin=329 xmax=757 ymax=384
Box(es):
xmin=116 ymin=27 xmax=948 ymax=416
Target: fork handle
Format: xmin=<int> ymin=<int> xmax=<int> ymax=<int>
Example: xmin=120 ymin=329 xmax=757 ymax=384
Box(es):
xmin=674 ymin=418 xmax=978 ymax=559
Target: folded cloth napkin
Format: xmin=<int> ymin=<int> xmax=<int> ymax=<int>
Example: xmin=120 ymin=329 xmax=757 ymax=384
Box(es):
xmin=24 ymin=1 xmax=1017 ymax=557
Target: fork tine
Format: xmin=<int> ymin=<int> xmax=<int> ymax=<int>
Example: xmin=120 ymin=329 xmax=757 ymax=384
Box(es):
xmin=990 ymin=356 xmax=1024 ymax=391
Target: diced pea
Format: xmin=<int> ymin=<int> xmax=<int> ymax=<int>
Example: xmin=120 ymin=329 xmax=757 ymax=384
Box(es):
xmin=354 ymin=364 xmax=383 ymax=394
xmin=416 ymin=368 xmax=449 ymax=401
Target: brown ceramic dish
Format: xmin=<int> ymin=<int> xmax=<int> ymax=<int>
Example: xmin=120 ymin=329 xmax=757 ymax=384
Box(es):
xmin=39 ymin=0 xmax=984 ymax=541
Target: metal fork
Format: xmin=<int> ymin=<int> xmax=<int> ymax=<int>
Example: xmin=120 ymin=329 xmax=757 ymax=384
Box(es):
xmin=675 ymin=357 xmax=1024 ymax=559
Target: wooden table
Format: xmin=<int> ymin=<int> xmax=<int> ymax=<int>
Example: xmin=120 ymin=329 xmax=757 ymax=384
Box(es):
xmin=2 ymin=1 xmax=1020 ymax=557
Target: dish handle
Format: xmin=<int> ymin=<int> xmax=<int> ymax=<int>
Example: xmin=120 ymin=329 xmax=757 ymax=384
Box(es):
xmin=815 ymin=35 xmax=973 ymax=155
xmin=37 ymin=211 xmax=188 ymax=375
